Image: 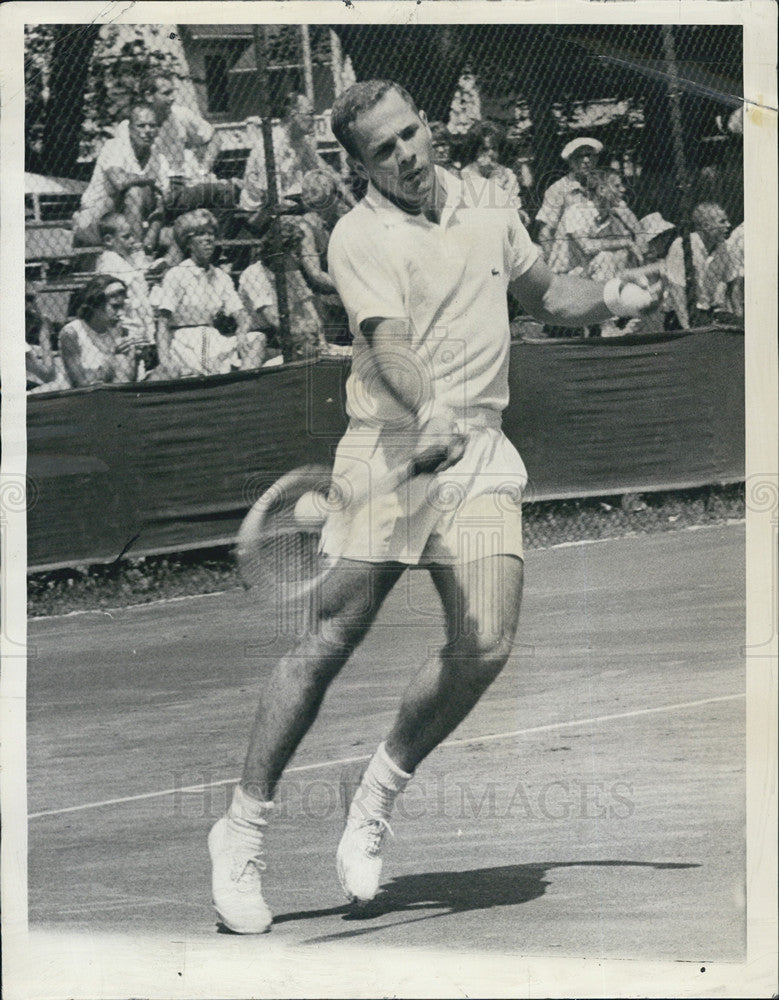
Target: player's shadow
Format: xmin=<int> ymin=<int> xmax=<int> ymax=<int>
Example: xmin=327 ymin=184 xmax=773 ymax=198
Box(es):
xmin=271 ymin=859 xmax=700 ymax=943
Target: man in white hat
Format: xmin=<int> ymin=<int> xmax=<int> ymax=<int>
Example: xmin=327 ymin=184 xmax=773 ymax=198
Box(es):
xmin=535 ymin=137 xmax=603 ymax=261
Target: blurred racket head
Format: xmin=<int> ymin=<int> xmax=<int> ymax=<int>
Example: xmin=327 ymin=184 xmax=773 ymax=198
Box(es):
xmin=236 ymin=465 xmax=334 ymax=609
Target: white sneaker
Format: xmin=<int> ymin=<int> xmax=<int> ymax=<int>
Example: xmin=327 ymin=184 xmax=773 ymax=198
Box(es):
xmin=336 ymin=814 xmax=393 ymax=903
xmin=208 ymin=814 xmax=272 ymax=933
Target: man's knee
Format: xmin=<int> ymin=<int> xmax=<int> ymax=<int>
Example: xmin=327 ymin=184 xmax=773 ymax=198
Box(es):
xmin=444 ymin=631 xmax=515 ymax=689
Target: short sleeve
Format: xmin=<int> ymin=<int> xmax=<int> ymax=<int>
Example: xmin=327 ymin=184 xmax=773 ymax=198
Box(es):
xmin=327 ymin=216 xmax=406 ymax=330
xmin=664 ymin=237 xmax=685 ymax=286
xmin=238 ymin=264 xmax=275 ymax=312
xmin=177 ymin=105 xmax=214 ymax=145
xmin=156 ymin=269 xmax=184 ymax=315
xmin=506 ymin=211 xmax=540 ymax=282
xmin=535 ymin=181 xmax=565 ymax=227
xmin=96 ymin=136 xmax=129 ymax=171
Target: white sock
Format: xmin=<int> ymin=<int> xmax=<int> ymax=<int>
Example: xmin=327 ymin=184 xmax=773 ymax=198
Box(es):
xmin=349 ymin=742 xmax=412 ymax=823
xmin=226 ymin=783 xmax=273 ymax=842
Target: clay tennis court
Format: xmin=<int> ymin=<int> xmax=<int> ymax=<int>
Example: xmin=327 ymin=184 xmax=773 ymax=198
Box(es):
xmin=27 ymin=523 xmax=745 ymax=963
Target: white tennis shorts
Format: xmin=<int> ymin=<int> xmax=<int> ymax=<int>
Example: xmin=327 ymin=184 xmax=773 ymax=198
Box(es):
xmin=319 ymin=409 xmax=526 ymax=565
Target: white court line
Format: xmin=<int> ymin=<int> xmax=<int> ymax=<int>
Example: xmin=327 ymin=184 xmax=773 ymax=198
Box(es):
xmin=28 ymin=692 xmax=744 ymax=820
xmin=28 ymin=520 xmax=744 ymax=623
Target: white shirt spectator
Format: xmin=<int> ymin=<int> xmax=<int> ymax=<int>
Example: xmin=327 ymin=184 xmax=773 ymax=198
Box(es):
xmin=95 ymin=249 xmax=155 ymax=341
xmin=75 ymin=134 xmax=170 ymax=234
xmin=114 ymin=103 xmax=215 ymax=183
xmin=536 ymin=176 xmax=588 ymax=231
xmin=239 ymin=260 xmax=323 ymax=342
xmin=665 ymin=231 xmax=720 ymax=311
xmin=156 ymin=258 xmax=244 ymax=328
xmin=239 ymin=123 xmax=337 ymax=211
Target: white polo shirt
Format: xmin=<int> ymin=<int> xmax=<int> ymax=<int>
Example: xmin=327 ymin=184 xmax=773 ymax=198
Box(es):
xmin=327 ymin=166 xmax=538 ymax=428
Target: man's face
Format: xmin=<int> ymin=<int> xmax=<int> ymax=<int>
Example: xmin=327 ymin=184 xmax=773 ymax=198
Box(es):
xmin=698 ymin=206 xmax=730 ymax=248
xmin=350 ymin=89 xmax=434 ymax=212
xmin=290 ymin=94 xmax=315 ymax=136
xmin=107 ymin=219 xmax=136 ymax=258
xmin=151 ymin=78 xmax=176 ymax=117
xmin=569 ymin=147 xmax=597 ymax=180
xmin=129 ymin=109 xmax=158 ymax=151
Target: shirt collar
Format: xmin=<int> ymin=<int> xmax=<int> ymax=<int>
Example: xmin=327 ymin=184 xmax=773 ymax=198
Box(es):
xmin=364 ymin=166 xmax=464 ymax=229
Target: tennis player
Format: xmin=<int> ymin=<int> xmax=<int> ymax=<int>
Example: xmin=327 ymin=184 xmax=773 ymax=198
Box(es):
xmin=208 ymin=80 xmax=663 ymax=933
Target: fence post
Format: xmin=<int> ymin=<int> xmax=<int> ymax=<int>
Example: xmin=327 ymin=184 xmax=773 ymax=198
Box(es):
xmin=252 ymin=25 xmax=293 ymax=362
xmin=662 ymin=24 xmax=697 ymax=326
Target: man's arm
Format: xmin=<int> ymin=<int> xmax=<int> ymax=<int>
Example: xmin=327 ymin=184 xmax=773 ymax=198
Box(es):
xmin=199 ymin=130 xmax=221 ymax=176
xmin=297 ymin=222 xmax=337 ymax=294
xmin=360 ymin=316 xmax=465 ymax=468
xmin=510 ymin=256 xmax=663 ymax=327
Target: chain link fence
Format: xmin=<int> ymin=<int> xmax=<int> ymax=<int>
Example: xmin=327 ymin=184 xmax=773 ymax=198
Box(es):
xmin=25 ymin=22 xmax=743 ymax=390
xmin=22 ymin=21 xmax=746 ymax=602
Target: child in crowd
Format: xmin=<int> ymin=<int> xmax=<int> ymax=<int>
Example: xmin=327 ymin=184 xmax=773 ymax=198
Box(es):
xmin=95 ymin=212 xmax=158 ymax=371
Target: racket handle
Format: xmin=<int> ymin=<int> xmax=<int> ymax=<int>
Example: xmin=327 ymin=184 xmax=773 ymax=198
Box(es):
xmin=407 ymin=433 xmax=468 ymax=478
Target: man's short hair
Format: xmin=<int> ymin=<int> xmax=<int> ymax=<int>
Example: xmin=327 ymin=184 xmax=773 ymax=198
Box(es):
xmin=330 ymin=79 xmax=419 ymax=160
xmin=692 ymin=202 xmax=724 ymax=230
xmin=97 ymin=212 xmax=128 ymax=242
xmin=142 ymin=72 xmax=174 ymax=95
xmin=128 ymin=101 xmax=156 ymax=123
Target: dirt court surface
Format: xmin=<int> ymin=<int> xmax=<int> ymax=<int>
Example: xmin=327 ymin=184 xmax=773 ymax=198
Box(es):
xmin=27 ymin=525 xmax=745 ymax=970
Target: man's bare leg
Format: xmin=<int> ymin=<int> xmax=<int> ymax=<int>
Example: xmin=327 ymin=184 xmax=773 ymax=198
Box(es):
xmin=209 ymin=558 xmax=403 ymax=932
xmin=241 ymin=559 xmax=405 ymax=801
xmin=337 ymin=555 xmax=524 ymax=901
xmin=387 ymin=554 xmax=524 ymax=771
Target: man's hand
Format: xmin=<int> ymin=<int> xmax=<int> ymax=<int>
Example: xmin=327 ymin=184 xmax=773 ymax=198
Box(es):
xmin=617 ymin=264 xmax=666 ymax=314
xmin=414 ymin=412 xmax=468 ymax=473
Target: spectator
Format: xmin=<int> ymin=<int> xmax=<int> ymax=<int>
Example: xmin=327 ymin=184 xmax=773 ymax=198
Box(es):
xmin=238 ymin=219 xmax=327 ymax=362
xmin=95 ymin=212 xmax=156 ymax=350
xmin=58 ymin=276 xmax=141 ymax=387
xmin=239 ymin=92 xmax=355 ymax=216
xmin=111 ymin=75 xmax=242 ymax=254
xmin=138 ymin=73 xmax=221 ymax=184
xmin=697 ymin=219 xmax=744 ymax=323
xmin=429 ymin=121 xmax=459 ymax=175
xmin=536 ymin=137 xmax=602 ymax=261
xmin=154 ymin=209 xmax=265 ymax=376
xmin=297 ymin=172 xmax=351 ymax=343
xmin=73 ymin=103 xmax=167 ymax=248
xmin=461 ymin=120 xmax=529 ymax=224
xmin=25 ymin=283 xmax=68 ymax=390
xmin=665 ymin=202 xmax=731 ymax=328
xmin=551 ymin=169 xmax=644 ymax=280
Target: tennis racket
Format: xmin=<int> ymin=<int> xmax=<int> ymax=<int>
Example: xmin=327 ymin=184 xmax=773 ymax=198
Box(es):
xmin=235 ymin=438 xmax=466 ymax=618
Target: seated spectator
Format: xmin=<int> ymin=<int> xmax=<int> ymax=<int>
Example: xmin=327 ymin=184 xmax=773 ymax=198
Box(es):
xmin=141 ymin=73 xmax=221 ymax=184
xmin=297 ymin=173 xmax=351 ymax=343
xmin=239 ymin=92 xmax=356 ymax=216
xmin=58 ymin=276 xmax=142 ymax=387
xmin=154 ymin=209 xmax=265 ymax=376
xmin=26 ymin=283 xmax=69 ymax=391
xmin=552 ymin=169 xmax=644 ymax=280
xmin=95 ymin=212 xmax=156 ymax=352
xmin=710 ymin=221 xmax=744 ymax=321
xmin=73 ymin=103 xmax=167 ymax=248
xmin=665 ymin=202 xmax=731 ymax=328
xmin=536 ymin=137 xmax=602 ymax=261
xmin=238 ymin=219 xmax=327 ymax=362
xmin=460 ymin=120 xmax=529 ymax=225
xmin=111 ymin=75 xmax=242 ymax=254
xmin=429 ymin=121 xmax=460 ymax=175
